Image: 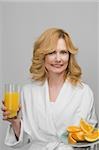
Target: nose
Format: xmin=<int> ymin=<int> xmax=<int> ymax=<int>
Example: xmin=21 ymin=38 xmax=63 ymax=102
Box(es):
xmin=55 ymin=53 xmax=61 ymax=62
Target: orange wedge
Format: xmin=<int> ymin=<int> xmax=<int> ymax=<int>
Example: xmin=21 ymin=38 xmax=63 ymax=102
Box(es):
xmin=67 ymin=119 xmax=99 ymax=144
xmin=80 ymin=119 xmax=94 ymax=134
xmin=84 ymin=130 xmax=99 ymax=142
xmin=72 ymin=131 xmax=85 ymax=141
xmin=67 ymin=126 xmax=81 ymax=133
xmin=68 ymin=133 xmax=77 ymax=144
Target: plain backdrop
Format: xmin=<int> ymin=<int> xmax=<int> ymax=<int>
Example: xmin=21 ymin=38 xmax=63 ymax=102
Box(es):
xmin=0 ymin=1 xmax=99 ymax=150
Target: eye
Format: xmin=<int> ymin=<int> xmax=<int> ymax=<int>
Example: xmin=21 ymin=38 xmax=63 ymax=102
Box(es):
xmin=48 ymin=51 xmax=56 ymax=55
xmin=60 ymin=50 xmax=69 ymax=54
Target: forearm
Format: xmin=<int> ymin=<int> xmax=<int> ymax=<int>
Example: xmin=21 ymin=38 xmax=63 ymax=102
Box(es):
xmin=11 ymin=118 xmax=21 ymax=140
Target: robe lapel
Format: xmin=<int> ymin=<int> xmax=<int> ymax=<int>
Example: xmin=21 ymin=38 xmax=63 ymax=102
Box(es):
xmin=44 ymin=79 xmax=77 ymax=137
xmin=42 ymin=80 xmax=57 ymax=135
xmin=44 ymin=80 xmax=73 ymax=135
xmin=45 ymin=79 xmax=74 ymax=113
xmin=53 ymin=80 xmax=74 ymax=113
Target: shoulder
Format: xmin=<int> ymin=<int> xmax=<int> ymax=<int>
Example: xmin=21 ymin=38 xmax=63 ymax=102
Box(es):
xmin=21 ymin=81 xmax=43 ymax=93
xmin=75 ymin=81 xmax=94 ymax=102
xmin=70 ymin=80 xmax=92 ymax=92
xmin=80 ymin=82 xmax=93 ymax=95
xmin=69 ymin=80 xmax=94 ymax=97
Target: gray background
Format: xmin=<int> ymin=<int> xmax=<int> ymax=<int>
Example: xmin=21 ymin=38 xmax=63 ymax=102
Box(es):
xmin=0 ymin=1 xmax=99 ymax=150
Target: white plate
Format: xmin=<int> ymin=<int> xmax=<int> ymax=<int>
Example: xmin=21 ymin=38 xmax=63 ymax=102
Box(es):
xmin=60 ymin=132 xmax=99 ymax=148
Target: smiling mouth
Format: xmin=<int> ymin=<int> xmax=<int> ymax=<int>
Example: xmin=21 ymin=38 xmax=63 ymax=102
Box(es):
xmin=51 ymin=64 xmax=63 ymax=68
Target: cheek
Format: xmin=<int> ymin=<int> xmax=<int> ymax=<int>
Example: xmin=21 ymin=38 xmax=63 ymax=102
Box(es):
xmin=45 ymin=56 xmax=53 ymax=64
xmin=64 ymin=55 xmax=69 ymax=63
xmin=44 ymin=56 xmax=51 ymax=68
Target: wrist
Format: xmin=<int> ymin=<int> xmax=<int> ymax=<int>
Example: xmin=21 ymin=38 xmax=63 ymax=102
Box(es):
xmin=11 ymin=118 xmax=21 ymax=126
xmin=11 ymin=118 xmax=21 ymax=139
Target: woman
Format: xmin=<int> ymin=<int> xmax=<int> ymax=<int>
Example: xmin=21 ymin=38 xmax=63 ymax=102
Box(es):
xmin=2 ymin=28 xmax=98 ymax=150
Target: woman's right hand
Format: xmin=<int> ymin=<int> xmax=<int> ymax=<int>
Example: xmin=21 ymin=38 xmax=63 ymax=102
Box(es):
xmin=1 ymin=100 xmax=21 ymax=139
xmin=1 ymin=100 xmax=21 ymax=123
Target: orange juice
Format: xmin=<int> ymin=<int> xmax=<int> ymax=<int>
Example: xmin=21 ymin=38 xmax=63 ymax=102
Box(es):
xmin=4 ymin=92 xmax=20 ymax=118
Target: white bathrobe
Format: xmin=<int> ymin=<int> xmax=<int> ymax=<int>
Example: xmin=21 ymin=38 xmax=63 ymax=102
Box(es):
xmin=5 ymin=80 xmax=98 ymax=150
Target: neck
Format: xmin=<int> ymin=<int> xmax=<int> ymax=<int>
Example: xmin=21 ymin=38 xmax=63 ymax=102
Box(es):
xmin=47 ymin=73 xmax=65 ymax=87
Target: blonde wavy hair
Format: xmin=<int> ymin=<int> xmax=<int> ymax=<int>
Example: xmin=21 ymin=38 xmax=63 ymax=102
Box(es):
xmin=30 ymin=27 xmax=82 ymax=85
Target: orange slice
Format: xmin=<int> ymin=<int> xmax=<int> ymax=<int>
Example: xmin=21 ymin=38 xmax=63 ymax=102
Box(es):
xmin=84 ymin=130 xmax=99 ymax=142
xmin=72 ymin=131 xmax=85 ymax=141
xmin=68 ymin=133 xmax=77 ymax=144
xmin=80 ymin=119 xmax=94 ymax=134
xmin=67 ymin=126 xmax=81 ymax=133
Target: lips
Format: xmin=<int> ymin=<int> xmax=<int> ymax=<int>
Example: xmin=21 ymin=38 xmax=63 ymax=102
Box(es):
xmin=51 ymin=64 xmax=63 ymax=68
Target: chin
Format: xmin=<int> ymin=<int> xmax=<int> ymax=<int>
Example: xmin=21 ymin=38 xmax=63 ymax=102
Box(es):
xmin=47 ymin=66 xmax=67 ymax=74
xmin=51 ymin=69 xmax=65 ymax=74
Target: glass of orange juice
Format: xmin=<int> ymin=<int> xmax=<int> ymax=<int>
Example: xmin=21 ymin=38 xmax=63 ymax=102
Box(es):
xmin=4 ymin=84 xmax=20 ymax=118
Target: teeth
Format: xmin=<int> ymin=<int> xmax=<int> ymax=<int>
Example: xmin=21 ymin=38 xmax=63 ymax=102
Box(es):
xmin=52 ymin=65 xmax=63 ymax=67
xmin=52 ymin=64 xmax=62 ymax=65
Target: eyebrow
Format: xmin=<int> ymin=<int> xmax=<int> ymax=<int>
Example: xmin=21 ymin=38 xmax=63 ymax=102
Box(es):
xmin=55 ymin=49 xmax=68 ymax=51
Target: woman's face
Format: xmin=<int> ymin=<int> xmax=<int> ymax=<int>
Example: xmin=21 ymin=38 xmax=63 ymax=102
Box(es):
xmin=44 ymin=38 xmax=69 ymax=75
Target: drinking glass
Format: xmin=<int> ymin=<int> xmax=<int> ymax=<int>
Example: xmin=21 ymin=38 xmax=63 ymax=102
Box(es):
xmin=4 ymin=84 xmax=20 ymax=118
